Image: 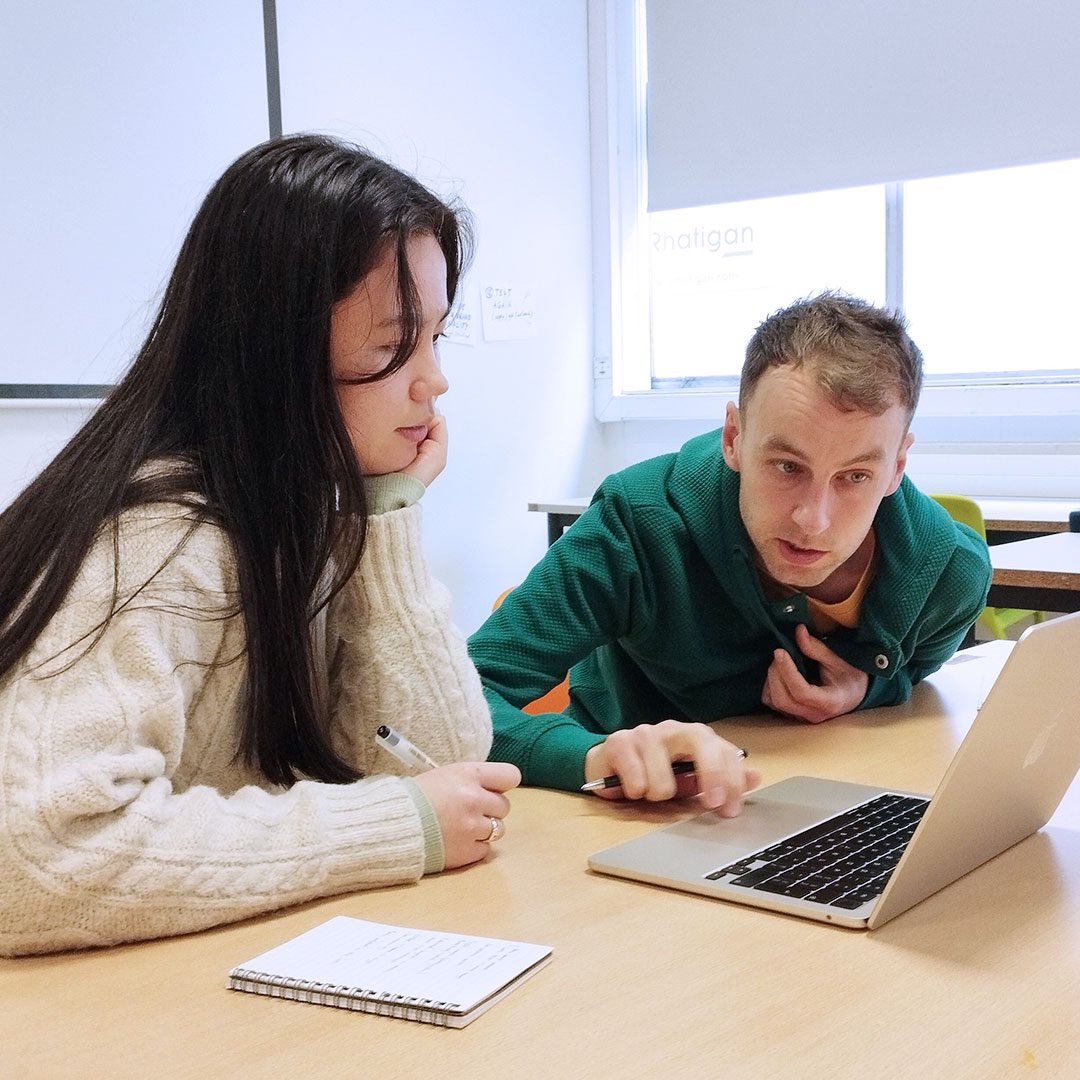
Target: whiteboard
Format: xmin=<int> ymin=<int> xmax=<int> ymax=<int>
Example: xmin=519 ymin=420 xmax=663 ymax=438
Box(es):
xmin=0 ymin=1 xmax=270 ymax=392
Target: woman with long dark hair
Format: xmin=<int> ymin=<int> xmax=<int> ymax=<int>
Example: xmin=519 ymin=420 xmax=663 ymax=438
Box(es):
xmin=0 ymin=133 xmax=518 ymax=956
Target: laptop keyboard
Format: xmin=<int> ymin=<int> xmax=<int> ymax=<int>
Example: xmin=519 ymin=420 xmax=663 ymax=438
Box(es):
xmin=705 ymin=792 xmax=929 ymax=910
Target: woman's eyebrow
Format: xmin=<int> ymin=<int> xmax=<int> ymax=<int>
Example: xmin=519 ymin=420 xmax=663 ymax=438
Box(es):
xmin=376 ymin=306 xmax=451 ymax=331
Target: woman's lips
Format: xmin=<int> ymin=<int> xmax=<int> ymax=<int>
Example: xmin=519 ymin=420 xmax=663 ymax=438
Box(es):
xmin=396 ymin=424 xmax=429 ymax=443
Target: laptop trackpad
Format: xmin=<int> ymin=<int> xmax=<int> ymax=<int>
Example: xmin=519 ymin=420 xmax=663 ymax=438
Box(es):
xmin=591 ymin=776 xmax=895 ymax=876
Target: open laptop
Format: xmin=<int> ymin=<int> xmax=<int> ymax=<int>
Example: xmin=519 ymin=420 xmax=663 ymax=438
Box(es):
xmin=588 ymin=610 xmax=1080 ymax=929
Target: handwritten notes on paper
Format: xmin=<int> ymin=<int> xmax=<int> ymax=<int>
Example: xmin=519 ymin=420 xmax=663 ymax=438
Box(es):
xmin=443 ymin=302 xmax=478 ymax=347
xmin=439 ymin=282 xmax=537 ymax=350
xmin=227 ymin=915 xmax=552 ymax=1027
xmin=480 ymin=283 xmax=535 ymax=341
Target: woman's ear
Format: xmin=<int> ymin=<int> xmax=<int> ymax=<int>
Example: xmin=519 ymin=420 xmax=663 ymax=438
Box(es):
xmin=721 ymin=400 xmax=742 ymax=470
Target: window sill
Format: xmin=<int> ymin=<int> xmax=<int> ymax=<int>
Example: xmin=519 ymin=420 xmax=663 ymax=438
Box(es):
xmin=594 ymin=374 xmax=1080 ymax=433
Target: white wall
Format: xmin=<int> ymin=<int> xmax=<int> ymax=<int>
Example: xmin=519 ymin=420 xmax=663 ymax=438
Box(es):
xmin=275 ymin=1 xmax=602 ymax=631
xmin=0 ymin=1 xmax=603 ymax=635
xmin=0 ymin=403 xmax=97 ymax=508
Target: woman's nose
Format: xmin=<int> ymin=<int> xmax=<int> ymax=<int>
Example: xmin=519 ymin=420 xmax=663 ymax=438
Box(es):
xmin=411 ymin=345 xmax=449 ymax=400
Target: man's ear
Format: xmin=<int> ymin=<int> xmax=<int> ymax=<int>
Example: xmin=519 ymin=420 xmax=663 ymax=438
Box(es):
xmin=721 ymin=400 xmax=742 ymax=470
xmin=885 ymin=430 xmax=915 ymax=496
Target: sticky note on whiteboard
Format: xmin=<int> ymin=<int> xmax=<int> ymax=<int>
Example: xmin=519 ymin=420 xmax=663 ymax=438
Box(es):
xmin=480 ymin=284 xmax=536 ymax=341
xmin=442 ymin=299 xmax=477 ymax=346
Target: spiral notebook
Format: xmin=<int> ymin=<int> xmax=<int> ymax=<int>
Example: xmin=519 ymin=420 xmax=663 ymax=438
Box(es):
xmin=227 ymin=915 xmax=552 ymax=1028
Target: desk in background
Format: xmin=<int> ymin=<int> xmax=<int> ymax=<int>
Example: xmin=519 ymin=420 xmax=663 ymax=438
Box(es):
xmin=528 ymin=496 xmax=589 ymax=545
xmin=975 ymin=497 xmax=1075 ymax=541
xmin=988 ymin=530 xmax=1080 ymax=613
xmin=530 ymin=496 xmax=1077 ymax=547
xmin=4 ymin=643 xmax=1079 ymax=1079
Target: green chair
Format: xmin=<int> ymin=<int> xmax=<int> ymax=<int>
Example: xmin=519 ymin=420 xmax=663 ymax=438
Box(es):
xmin=931 ymin=493 xmax=1045 ymax=640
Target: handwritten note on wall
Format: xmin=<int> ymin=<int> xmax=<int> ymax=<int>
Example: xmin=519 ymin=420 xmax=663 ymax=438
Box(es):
xmin=443 ymin=300 xmax=478 ymax=346
xmin=480 ymin=283 xmax=536 ymax=341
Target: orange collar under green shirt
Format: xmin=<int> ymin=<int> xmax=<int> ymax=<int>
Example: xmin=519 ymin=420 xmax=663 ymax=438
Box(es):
xmin=805 ymin=531 xmax=878 ymax=634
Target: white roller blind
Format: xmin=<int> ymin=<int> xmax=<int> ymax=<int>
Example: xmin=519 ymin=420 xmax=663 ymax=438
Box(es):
xmin=646 ymin=0 xmax=1080 ymax=211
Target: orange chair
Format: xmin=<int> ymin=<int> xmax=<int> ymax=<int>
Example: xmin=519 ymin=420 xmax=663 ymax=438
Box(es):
xmin=492 ymin=588 xmax=570 ymax=714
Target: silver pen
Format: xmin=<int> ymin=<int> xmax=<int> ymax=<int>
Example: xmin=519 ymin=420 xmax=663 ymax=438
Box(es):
xmin=375 ymin=724 xmax=439 ymax=773
xmin=580 ymin=747 xmax=749 ymax=792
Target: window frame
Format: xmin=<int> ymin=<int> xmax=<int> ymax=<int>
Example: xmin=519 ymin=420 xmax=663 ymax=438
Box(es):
xmin=587 ymin=0 xmax=1080 ymax=439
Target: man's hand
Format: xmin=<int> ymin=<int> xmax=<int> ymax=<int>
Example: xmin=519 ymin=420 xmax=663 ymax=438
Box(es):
xmin=583 ymin=718 xmax=761 ymax=816
xmin=762 ymin=623 xmax=868 ymax=724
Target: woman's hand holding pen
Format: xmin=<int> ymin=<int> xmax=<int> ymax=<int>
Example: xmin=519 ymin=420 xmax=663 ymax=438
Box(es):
xmin=375 ymin=725 xmax=521 ymax=869
xmin=414 ymin=762 xmax=521 ymax=868
xmin=582 ymin=719 xmax=760 ymax=817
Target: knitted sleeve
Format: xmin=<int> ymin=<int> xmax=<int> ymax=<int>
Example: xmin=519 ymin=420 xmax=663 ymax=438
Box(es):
xmin=0 ymin=505 xmax=455 ymax=957
xmin=323 ymin=503 xmax=493 ymax=776
xmin=363 ymin=472 xmax=426 ymax=514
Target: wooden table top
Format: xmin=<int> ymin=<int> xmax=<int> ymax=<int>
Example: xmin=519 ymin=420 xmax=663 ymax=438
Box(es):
xmin=3 ymin=641 xmax=1078 ymax=1080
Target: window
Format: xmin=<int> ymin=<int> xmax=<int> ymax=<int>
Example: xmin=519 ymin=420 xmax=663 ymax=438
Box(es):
xmin=646 ymin=158 xmax=1080 ymax=389
xmin=647 ymin=185 xmax=886 ymax=389
xmin=590 ymin=0 xmax=1080 ymax=439
xmin=904 ymin=159 xmax=1080 ymax=382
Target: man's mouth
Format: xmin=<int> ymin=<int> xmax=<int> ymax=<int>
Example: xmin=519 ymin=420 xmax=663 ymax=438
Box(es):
xmin=777 ymin=538 xmax=827 ymax=564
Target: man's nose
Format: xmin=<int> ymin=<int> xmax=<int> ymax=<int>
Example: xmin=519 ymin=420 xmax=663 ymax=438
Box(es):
xmin=792 ymin=485 xmax=832 ymax=537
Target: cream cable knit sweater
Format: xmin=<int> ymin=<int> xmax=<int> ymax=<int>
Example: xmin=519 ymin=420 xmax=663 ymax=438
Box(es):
xmin=0 ymin=501 xmax=491 ymax=956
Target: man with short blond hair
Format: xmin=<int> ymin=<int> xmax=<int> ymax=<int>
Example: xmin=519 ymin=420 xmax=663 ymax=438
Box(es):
xmin=470 ymin=293 xmax=990 ymax=814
